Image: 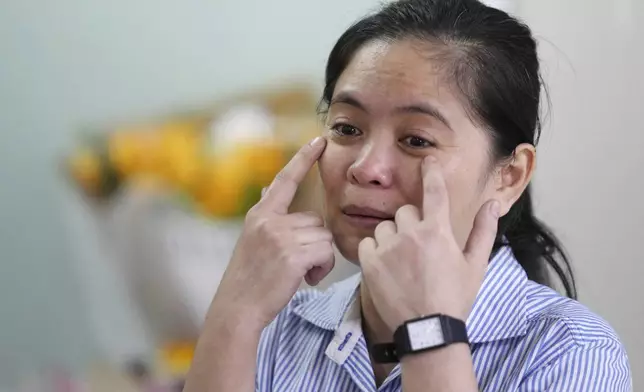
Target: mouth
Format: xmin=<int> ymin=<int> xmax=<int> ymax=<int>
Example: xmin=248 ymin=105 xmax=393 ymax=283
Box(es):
xmin=341 ymin=205 xmax=395 ymax=229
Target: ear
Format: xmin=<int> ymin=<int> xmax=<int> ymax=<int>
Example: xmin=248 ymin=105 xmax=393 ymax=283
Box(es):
xmin=493 ymin=143 xmax=536 ymax=216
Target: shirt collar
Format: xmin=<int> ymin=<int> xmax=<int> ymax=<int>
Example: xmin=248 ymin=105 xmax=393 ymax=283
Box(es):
xmin=292 ymin=246 xmax=528 ymax=344
xmin=466 ymin=246 xmax=528 ymax=343
xmin=292 ymin=273 xmax=361 ymax=330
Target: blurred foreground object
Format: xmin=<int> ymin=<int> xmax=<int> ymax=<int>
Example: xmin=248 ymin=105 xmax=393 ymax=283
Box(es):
xmin=64 ymin=84 xmax=322 ymax=219
xmin=64 ymin=83 xmax=325 ymax=385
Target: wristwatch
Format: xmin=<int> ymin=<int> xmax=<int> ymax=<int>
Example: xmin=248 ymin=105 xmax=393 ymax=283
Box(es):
xmin=371 ymin=314 xmax=469 ymax=363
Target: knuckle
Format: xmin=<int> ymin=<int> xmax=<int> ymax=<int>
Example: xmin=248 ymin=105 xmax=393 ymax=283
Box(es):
xmin=418 ymin=222 xmax=449 ymax=243
xmin=274 ymin=169 xmax=290 ymax=184
xmin=321 ymin=230 xmax=333 ymax=242
xmin=417 ymin=222 xmax=437 ymax=238
xmin=302 ymin=212 xmax=325 ymax=227
xmin=299 ymin=143 xmax=313 ymax=155
xmin=313 ymin=216 xmax=325 ymax=227
xmin=285 ymin=249 xmax=303 ymax=268
xmin=308 ymin=210 xmax=324 ymax=220
xmin=245 ymin=205 xmax=261 ymax=222
xmin=254 ymin=215 xmax=269 ymax=229
xmin=272 ymin=226 xmax=291 ymax=245
xmin=279 ymin=246 xmax=295 ymax=263
xmin=303 ymin=211 xmax=323 ymax=223
xmin=252 ymin=216 xmax=274 ymax=236
xmin=425 ymin=180 xmax=447 ymax=199
xmin=398 ymin=230 xmax=418 ymax=246
xmin=435 ymin=222 xmax=451 ymax=237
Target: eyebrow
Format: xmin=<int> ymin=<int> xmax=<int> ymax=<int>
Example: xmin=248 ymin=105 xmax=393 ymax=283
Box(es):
xmin=330 ymin=92 xmax=453 ymax=131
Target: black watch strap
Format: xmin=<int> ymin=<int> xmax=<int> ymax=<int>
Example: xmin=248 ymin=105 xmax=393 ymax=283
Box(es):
xmin=371 ymin=314 xmax=468 ymax=364
xmin=371 ymin=341 xmax=399 ymax=363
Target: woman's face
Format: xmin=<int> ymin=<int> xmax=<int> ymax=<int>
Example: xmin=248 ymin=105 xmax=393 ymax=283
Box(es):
xmin=319 ymin=39 xmax=501 ymax=263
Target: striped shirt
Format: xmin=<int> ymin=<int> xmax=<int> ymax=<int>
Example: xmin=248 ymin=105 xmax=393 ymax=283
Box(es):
xmin=256 ymin=246 xmax=632 ymax=391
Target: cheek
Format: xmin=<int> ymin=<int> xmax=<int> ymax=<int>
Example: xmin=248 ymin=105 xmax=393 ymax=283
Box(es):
xmin=442 ymin=157 xmax=493 ymax=246
xmin=318 ymin=142 xmax=350 ymax=195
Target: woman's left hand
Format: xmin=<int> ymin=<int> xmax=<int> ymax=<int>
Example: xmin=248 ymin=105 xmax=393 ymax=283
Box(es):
xmin=358 ymin=156 xmax=501 ymax=331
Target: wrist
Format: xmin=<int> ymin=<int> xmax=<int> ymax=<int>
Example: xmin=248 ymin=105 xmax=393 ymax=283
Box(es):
xmin=205 ymin=301 xmax=267 ymax=337
xmin=390 ymin=305 xmax=469 ymax=332
xmin=372 ymin=314 xmax=469 ymax=364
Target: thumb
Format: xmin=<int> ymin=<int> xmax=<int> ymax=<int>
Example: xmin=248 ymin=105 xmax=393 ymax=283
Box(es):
xmin=463 ymin=200 xmax=500 ymax=268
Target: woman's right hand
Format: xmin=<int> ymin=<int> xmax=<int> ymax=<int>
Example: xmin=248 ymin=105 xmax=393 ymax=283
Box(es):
xmin=209 ymin=137 xmax=335 ymax=330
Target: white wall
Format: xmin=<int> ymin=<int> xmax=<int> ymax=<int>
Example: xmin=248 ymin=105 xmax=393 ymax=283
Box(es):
xmin=519 ymin=0 xmax=644 ymax=382
xmin=0 ymin=0 xmax=641 ymax=388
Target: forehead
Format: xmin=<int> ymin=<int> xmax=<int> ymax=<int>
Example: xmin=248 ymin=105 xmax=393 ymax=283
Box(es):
xmin=333 ymin=39 xmax=466 ymax=117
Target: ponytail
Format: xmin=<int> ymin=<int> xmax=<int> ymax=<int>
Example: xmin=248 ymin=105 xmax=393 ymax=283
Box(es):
xmin=494 ymin=185 xmax=577 ymax=299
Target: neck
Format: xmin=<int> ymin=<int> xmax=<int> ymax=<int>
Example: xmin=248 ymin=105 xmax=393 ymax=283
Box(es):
xmin=359 ymin=283 xmax=392 ymax=344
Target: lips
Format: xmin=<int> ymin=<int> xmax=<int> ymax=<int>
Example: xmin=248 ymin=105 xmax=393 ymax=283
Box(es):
xmin=341 ymin=205 xmax=395 ymax=229
xmin=342 ymin=205 xmax=395 ymax=219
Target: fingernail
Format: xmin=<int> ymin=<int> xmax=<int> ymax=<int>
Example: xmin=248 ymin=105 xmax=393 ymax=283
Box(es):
xmin=309 ymin=136 xmax=322 ymax=147
xmin=490 ymin=200 xmax=501 ymax=219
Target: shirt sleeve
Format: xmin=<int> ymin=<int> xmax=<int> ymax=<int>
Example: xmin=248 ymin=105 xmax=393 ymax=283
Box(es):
xmin=518 ymin=338 xmax=632 ymax=392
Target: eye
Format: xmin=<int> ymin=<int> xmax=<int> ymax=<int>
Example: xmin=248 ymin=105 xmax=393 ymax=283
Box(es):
xmin=331 ymin=123 xmax=362 ymax=137
xmin=402 ymin=135 xmax=435 ymax=149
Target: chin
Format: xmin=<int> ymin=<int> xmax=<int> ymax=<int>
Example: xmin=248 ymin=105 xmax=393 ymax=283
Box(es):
xmin=327 ymin=213 xmax=372 ymax=266
xmin=333 ymin=234 xmax=362 ymax=266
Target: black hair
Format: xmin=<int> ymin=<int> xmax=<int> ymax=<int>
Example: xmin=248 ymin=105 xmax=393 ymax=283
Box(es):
xmin=319 ymin=0 xmax=577 ymax=298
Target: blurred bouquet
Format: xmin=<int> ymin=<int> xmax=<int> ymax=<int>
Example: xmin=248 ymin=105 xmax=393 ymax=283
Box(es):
xmin=62 ymin=85 xmax=324 ymax=385
xmin=64 ymin=85 xmax=321 ymax=219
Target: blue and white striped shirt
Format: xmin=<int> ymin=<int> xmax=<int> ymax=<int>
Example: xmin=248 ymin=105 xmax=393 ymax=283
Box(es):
xmin=256 ymin=246 xmax=632 ymax=391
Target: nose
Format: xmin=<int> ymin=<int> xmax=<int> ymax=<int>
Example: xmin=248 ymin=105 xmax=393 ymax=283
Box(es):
xmin=347 ymin=141 xmax=395 ymax=188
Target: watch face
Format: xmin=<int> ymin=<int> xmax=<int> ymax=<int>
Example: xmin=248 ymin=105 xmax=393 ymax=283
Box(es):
xmin=407 ymin=317 xmax=445 ymax=351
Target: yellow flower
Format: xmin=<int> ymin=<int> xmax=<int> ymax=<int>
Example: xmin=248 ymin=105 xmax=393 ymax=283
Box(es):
xmin=158 ymin=341 xmax=195 ymax=377
xmin=193 ymin=154 xmax=248 ymax=218
xmin=107 ymin=130 xmax=151 ymax=177
xmin=158 ymin=126 xmax=203 ymax=190
xmin=231 ymin=142 xmax=287 ymax=186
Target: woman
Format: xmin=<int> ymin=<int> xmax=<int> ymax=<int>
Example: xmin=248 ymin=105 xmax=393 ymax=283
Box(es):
xmin=184 ymin=0 xmax=632 ymax=390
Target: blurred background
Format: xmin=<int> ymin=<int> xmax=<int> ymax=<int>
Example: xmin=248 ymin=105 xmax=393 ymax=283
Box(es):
xmin=0 ymin=0 xmax=641 ymax=390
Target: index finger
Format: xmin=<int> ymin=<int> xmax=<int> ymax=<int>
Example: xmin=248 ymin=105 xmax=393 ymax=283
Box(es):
xmin=421 ymin=156 xmax=451 ymax=223
xmin=261 ymin=137 xmax=327 ymax=214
